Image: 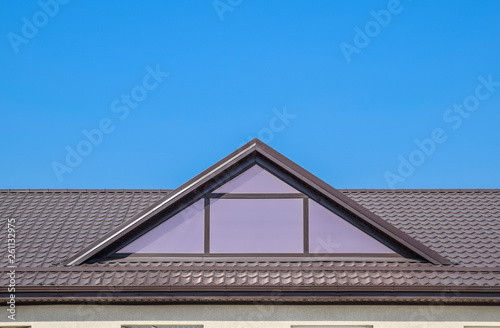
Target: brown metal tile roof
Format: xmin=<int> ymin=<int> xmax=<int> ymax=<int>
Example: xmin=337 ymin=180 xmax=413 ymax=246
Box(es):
xmin=2 ymin=189 xmax=498 ymax=268
xmin=0 ymin=189 xmax=169 ymax=267
xmin=340 ymin=189 xmax=500 ymax=268
xmin=2 ymin=267 xmax=498 ymax=289
xmin=0 ymin=188 xmax=499 ymax=303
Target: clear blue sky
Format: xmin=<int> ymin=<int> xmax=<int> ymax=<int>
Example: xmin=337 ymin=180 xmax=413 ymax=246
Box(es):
xmin=1 ymin=0 xmax=500 ymax=189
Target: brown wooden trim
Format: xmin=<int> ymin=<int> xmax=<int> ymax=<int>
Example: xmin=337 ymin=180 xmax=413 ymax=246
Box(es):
xmin=6 ymin=296 xmax=500 ymax=307
xmin=106 ymin=252 xmax=409 ymax=259
xmin=204 ymin=197 xmax=210 ymax=255
xmin=4 ymin=284 xmax=500 ymax=294
xmin=6 ymin=294 xmax=500 ymax=306
xmin=111 ymin=252 xmax=411 ymax=258
xmin=303 ymin=196 xmax=309 ymax=254
xmin=209 ymin=193 xmax=304 ymax=199
xmin=93 ymin=253 xmax=407 ymax=261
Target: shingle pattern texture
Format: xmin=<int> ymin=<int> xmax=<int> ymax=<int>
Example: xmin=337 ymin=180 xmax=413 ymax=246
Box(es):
xmin=9 ymin=267 xmax=500 ymax=288
xmin=1 ymin=189 xmax=498 ymax=290
xmin=341 ymin=189 xmax=500 ymax=267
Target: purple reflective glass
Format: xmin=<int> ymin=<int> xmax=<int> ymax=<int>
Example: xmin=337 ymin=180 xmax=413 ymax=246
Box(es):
xmin=214 ymin=165 xmax=298 ymax=193
xmin=308 ymin=200 xmax=394 ymax=253
xmin=117 ymin=200 xmax=205 ymax=254
xmin=210 ymin=198 xmax=303 ymax=253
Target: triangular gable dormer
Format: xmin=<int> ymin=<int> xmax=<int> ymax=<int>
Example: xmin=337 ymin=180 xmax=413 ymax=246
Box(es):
xmin=64 ymin=139 xmax=451 ymax=265
xmin=116 ymin=164 xmax=394 ymax=255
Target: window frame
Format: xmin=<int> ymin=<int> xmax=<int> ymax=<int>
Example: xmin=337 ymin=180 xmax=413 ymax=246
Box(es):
xmin=114 ymin=198 xmax=399 ymax=258
xmin=111 ymin=164 xmax=402 ymax=259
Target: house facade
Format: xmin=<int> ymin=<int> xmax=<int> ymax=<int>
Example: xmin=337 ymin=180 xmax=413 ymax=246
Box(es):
xmin=1 ymin=139 xmax=499 ymax=327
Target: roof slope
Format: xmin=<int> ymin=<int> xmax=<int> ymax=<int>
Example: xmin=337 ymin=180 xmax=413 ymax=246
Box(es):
xmin=1 ymin=188 xmax=499 ymax=304
xmin=342 ymin=189 xmax=500 ymax=268
xmin=0 ymin=189 xmax=169 ymax=267
xmin=1 ymin=189 xmax=498 ymax=268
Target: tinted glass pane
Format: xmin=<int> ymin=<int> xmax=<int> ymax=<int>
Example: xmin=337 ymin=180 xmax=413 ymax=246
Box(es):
xmin=309 ymin=200 xmax=394 ymax=253
xmin=213 ymin=165 xmax=298 ymax=193
xmin=210 ymin=198 xmax=303 ymax=253
xmin=118 ymin=200 xmax=205 ymax=253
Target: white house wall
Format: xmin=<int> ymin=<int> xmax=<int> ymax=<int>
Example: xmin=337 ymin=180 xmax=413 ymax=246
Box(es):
xmin=1 ymin=304 xmax=500 ymax=328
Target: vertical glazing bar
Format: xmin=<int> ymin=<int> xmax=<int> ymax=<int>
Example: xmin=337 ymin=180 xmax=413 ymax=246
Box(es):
xmin=303 ymin=196 xmax=309 ymax=254
xmin=204 ymin=197 xmax=210 ymax=254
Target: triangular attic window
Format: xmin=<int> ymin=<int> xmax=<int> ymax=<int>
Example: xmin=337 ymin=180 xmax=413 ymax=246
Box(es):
xmin=116 ymin=165 xmax=395 ymax=256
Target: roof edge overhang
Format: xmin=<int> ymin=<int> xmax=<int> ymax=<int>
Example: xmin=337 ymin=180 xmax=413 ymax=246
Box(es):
xmin=3 ymin=290 xmax=500 ymax=306
xmin=63 ymin=139 xmax=452 ymax=266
